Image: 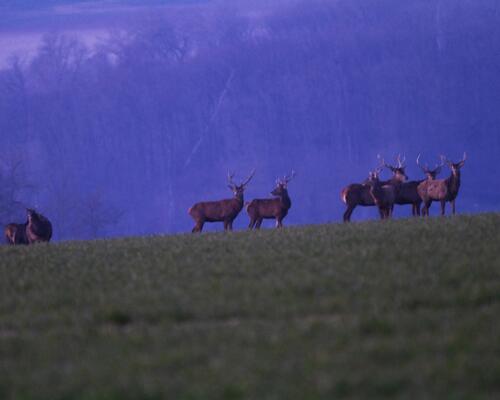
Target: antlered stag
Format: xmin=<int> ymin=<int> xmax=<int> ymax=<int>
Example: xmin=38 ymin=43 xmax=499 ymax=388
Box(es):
xmin=188 ymin=170 xmax=255 ymax=232
xmin=419 ymin=153 xmax=466 ymax=216
xmin=341 ymin=172 xmax=378 ymax=223
xmin=247 ymin=171 xmax=296 ymax=229
xmin=366 ymin=168 xmax=396 ymax=219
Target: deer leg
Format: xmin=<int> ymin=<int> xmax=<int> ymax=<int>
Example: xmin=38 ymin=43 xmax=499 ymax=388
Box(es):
xmin=452 ymin=200 xmax=456 ymax=215
xmin=276 ymin=218 xmax=283 ymax=228
xmin=439 ymin=200 xmax=446 ymax=216
xmin=228 ymin=220 xmax=234 ymax=231
xmin=256 ymin=218 xmax=263 ymax=229
xmin=192 ymin=221 xmax=204 ymax=233
xmin=248 ymin=219 xmax=256 ymax=230
xmin=415 ymin=202 xmax=421 ymax=217
xmin=223 ymin=220 xmax=230 ymax=231
xmin=343 ymin=205 xmax=354 ymax=223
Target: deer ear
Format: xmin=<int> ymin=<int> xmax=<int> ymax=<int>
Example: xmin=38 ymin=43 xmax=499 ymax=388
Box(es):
xmin=458 ymin=160 xmax=465 ymax=168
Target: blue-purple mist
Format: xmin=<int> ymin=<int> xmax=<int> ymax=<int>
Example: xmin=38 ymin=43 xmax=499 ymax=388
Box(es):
xmin=1 ymin=0 xmax=499 ymax=240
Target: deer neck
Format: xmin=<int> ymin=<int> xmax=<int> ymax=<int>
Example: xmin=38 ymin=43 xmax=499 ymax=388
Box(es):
xmin=446 ymin=170 xmax=461 ymax=195
xmin=279 ymin=191 xmax=291 ymax=209
xmin=234 ymin=192 xmax=244 ymax=206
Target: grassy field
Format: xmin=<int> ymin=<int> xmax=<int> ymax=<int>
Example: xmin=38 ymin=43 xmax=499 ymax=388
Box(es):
xmin=1 ymin=214 xmax=500 ymax=400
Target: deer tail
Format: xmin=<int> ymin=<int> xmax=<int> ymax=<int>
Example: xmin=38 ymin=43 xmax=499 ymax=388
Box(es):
xmin=341 ymin=188 xmax=348 ymax=204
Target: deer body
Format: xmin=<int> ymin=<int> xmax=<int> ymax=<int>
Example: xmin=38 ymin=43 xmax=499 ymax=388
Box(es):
xmin=367 ymin=173 xmax=396 ymax=219
xmin=189 ymin=196 xmax=244 ymax=232
xmin=189 ymin=170 xmax=254 ymax=233
xmin=247 ymin=171 xmax=295 ymax=229
xmin=4 ymin=223 xmax=29 ymax=245
xmin=419 ymin=154 xmax=465 ymax=216
xmin=247 ymin=189 xmax=291 ymax=229
xmin=26 ymin=209 xmax=52 ymax=243
xmin=341 ymin=183 xmax=375 ymax=222
xmin=5 ymin=209 xmax=52 ymax=245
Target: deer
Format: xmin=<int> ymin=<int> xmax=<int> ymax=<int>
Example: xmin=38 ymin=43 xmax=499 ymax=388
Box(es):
xmin=25 ymin=208 xmax=52 ymax=243
xmin=415 ymin=154 xmax=444 ymax=215
xmin=247 ymin=171 xmax=296 ymax=229
xmin=4 ymin=222 xmax=29 ymax=245
xmin=341 ymin=170 xmax=379 ymax=222
xmin=419 ymin=153 xmax=466 ymax=216
xmin=380 ymin=154 xmax=444 ymax=216
xmin=188 ymin=170 xmax=255 ymax=233
xmin=365 ymin=167 xmax=396 ymax=219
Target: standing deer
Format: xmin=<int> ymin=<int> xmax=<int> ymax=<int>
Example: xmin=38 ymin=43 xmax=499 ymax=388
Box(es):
xmin=5 ymin=208 xmax=52 ymax=245
xmin=419 ymin=153 xmax=466 ymax=216
xmin=4 ymin=222 xmax=29 ymax=245
xmin=247 ymin=171 xmax=296 ymax=229
xmin=415 ymin=154 xmax=444 ymax=215
xmin=26 ymin=209 xmax=52 ymax=243
xmin=365 ymin=167 xmax=396 ymax=219
xmin=341 ymin=157 xmax=391 ymax=222
xmin=188 ymin=170 xmax=255 ymax=233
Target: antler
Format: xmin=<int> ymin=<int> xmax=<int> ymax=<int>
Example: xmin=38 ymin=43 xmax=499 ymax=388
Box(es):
xmin=241 ymin=169 xmax=255 ymax=187
xmin=461 ymin=152 xmax=467 ymax=162
xmin=283 ymin=170 xmax=296 ymax=184
xmin=227 ymin=171 xmax=236 ymax=187
xmin=416 ymin=153 xmax=430 ymax=173
xmin=397 ymin=153 xmax=406 ymax=168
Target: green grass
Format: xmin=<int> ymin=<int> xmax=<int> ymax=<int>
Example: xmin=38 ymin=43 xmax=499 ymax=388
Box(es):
xmin=1 ymin=214 xmax=500 ymax=400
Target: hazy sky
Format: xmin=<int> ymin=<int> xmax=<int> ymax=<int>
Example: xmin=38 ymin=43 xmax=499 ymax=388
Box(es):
xmin=0 ymin=0 xmax=211 ymax=67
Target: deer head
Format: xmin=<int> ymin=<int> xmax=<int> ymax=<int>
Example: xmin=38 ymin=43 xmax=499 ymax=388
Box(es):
xmin=442 ymin=153 xmax=466 ymax=176
xmin=271 ymin=170 xmax=296 ymax=196
xmin=378 ymin=154 xmax=408 ymax=182
xmin=416 ymin=154 xmax=444 ymax=180
xmin=227 ymin=169 xmax=255 ymax=199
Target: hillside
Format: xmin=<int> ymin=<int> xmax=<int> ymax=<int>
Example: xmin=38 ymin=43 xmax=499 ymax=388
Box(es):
xmin=1 ymin=214 xmax=500 ymax=399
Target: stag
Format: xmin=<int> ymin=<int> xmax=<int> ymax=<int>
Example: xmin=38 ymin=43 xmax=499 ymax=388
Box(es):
xmin=188 ymin=170 xmax=255 ymax=232
xmin=4 ymin=222 xmax=29 ymax=245
xmin=366 ymin=167 xmax=396 ymax=219
xmin=419 ymin=153 xmax=466 ymax=216
xmin=247 ymin=171 xmax=296 ymax=229
xmin=26 ymin=209 xmax=52 ymax=243
xmin=379 ymin=154 xmax=431 ymax=216
xmin=341 ymin=171 xmax=378 ymax=222
xmin=415 ymin=154 xmax=444 ymax=215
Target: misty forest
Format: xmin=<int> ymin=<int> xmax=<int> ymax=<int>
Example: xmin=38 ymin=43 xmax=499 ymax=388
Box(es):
xmin=1 ymin=0 xmax=499 ymax=240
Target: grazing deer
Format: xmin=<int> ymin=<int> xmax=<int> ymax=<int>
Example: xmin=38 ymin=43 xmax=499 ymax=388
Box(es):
xmin=366 ymin=167 xmax=396 ymax=219
xmin=4 ymin=222 xmax=29 ymax=245
xmin=247 ymin=171 xmax=296 ymax=229
xmin=26 ymin=209 xmax=52 ymax=243
xmin=419 ymin=153 xmax=466 ymax=216
xmin=188 ymin=170 xmax=255 ymax=233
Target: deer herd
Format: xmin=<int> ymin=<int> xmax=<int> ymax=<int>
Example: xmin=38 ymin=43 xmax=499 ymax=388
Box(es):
xmin=3 ymin=153 xmax=466 ymax=244
xmin=342 ymin=153 xmax=466 ymax=221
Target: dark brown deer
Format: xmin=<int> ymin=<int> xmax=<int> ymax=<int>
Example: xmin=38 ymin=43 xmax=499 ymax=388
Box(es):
xmin=419 ymin=153 xmax=466 ymax=216
xmin=4 ymin=222 xmax=29 ymax=245
xmin=247 ymin=171 xmax=296 ymax=229
xmin=365 ymin=167 xmax=396 ymax=219
xmin=26 ymin=209 xmax=52 ymax=243
xmin=341 ymin=170 xmax=378 ymax=222
xmin=379 ymin=154 xmax=428 ymax=216
xmin=188 ymin=170 xmax=255 ymax=232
